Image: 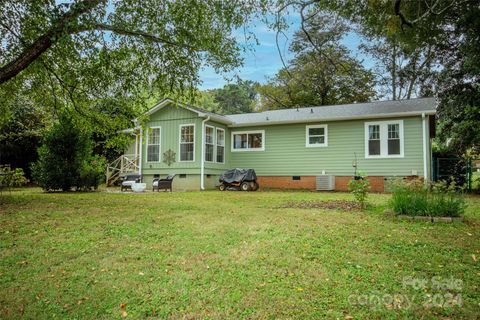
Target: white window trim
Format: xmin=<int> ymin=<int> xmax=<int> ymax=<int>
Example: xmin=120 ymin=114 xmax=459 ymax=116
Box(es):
xmin=204 ymin=124 xmax=215 ymax=163
xmin=179 ymin=123 xmax=195 ymax=162
xmin=216 ymin=127 xmax=225 ymax=164
xmin=146 ymin=126 xmax=161 ymax=163
xmin=231 ymin=130 xmax=265 ymax=152
xmin=306 ymin=124 xmax=328 ymax=147
xmin=364 ymin=120 xmax=404 ymax=159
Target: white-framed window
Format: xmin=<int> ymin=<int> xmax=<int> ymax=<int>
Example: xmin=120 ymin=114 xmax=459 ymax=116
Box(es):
xmin=216 ymin=128 xmax=225 ymax=163
xmin=364 ymin=120 xmax=404 ymax=158
xmin=306 ymin=124 xmax=328 ymax=147
xmin=146 ymin=127 xmax=161 ymax=162
xmin=179 ymin=124 xmax=195 ymax=162
xmin=231 ymin=130 xmax=265 ymax=151
xmin=205 ymin=125 xmax=214 ymax=162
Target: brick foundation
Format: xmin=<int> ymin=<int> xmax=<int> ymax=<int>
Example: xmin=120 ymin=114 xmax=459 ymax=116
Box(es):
xmin=257 ymin=176 xmax=316 ymax=189
xmin=335 ymin=176 xmax=385 ymax=193
xmin=257 ymin=175 xmax=386 ymax=192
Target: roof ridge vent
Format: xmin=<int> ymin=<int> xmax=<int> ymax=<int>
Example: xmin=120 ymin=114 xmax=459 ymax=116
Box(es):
xmin=310 ymin=108 xmax=313 ymax=113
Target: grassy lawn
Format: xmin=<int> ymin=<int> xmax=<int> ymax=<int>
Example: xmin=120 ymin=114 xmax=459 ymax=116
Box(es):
xmin=0 ymin=189 xmax=479 ymax=319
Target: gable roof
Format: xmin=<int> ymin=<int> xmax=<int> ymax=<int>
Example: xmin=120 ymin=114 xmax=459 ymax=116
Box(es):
xmin=142 ymin=97 xmax=436 ymax=128
xmin=142 ymin=98 xmax=232 ymax=125
xmin=224 ymin=97 xmax=437 ymax=127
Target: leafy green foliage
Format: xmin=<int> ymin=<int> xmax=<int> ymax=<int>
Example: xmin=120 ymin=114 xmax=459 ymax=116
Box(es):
xmin=0 ymin=96 xmax=48 ymax=178
xmin=437 ymin=83 xmax=480 ymax=155
xmin=31 ymin=117 xmax=104 ymax=191
xmin=0 ymin=165 xmax=28 ymax=189
xmin=390 ymin=179 xmax=466 ymax=217
xmin=347 ymin=173 xmax=370 ymax=209
xmin=258 ymin=14 xmax=376 ymax=110
xmin=0 ymin=0 xmax=266 ymax=147
xmin=203 ymin=79 xmax=258 ymax=114
xmin=359 ymin=37 xmax=437 ymax=100
xmin=315 ymin=0 xmax=480 ymax=154
xmin=77 ymin=155 xmax=106 ymax=191
xmin=390 ymin=179 xmax=429 ymax=216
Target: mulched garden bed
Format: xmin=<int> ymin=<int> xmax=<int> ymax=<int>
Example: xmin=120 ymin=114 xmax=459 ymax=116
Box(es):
xmin=278 ymin=200 xmax=361 ymax=210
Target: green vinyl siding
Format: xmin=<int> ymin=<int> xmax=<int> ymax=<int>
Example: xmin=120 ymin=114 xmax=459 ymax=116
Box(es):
xmin=139 ymin=104 xmax=229 ymax=183
xmin=229 ymin=117 xmax=425 ymax=177
xmin=136 ymin=102 xmax=429 ymax=185
xmin=141 ymin=104 xmax=202 ymax=174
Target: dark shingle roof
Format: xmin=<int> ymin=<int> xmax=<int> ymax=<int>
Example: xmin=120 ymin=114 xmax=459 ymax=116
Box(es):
xmin=225 ymin=97 xmax=436 ymax=127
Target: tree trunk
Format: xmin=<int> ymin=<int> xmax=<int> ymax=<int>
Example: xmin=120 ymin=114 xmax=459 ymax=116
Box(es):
xmin=406 ymin=50 xmax=419 ymax=99
xmin=0 ymin=0 xmax=103 ymax=84
xmin=391 ymin=43 xmax=397 ymax=100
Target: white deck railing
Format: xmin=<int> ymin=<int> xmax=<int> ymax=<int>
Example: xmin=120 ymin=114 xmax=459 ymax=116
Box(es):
xmin=106 ymin=154 xmax=139 ymax=186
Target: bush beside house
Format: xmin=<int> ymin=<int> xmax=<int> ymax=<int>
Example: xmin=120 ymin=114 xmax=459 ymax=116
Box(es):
xmin=32 ymin=118 xmax=105 ymax=191
xmin=348 ymin=173 xmax=371 ymax=210
xmin=390 ymin=179 xmax=466 ymax=217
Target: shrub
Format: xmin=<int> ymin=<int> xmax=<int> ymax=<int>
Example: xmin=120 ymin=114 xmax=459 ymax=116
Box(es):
xmin=0 ymin=165 xmax=29 ymax=190
xmin=429 ymin=180 xmax=466 ymax=217
xmin=390 ymin=179 xmax=429 ymax=215
xmin=348 ymin=172 xmax=370 ymax=209
xmin=390 ymin=179 xmax=466 ymax=217
xmin=32 ymin=117 xmax=104 ymax=192
xmin=76 ymin=155 xmax=106 ymax=191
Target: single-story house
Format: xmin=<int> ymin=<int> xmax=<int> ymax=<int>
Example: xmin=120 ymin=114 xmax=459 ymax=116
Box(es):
xmin=114 ymin=97 xmax=436 ymax=192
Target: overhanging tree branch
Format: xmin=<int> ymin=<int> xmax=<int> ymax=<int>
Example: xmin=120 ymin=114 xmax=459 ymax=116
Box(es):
xmin=0 ymin=0 xmax=198 ymax=85
xmin=394 ymin=0 xmax=472 ymax=29
xmin=73 ymin=23 xmax=197 ymax=51
xmin=0 ymin=0 xmax=104 ymax=84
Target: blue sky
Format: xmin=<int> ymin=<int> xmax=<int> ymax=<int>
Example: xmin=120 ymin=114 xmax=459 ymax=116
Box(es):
xmin=199 ymin=18 xmax=369 ymax=90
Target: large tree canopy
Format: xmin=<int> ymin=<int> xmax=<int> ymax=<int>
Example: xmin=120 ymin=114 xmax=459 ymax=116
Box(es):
xmin=283 ymin=0 xmax=479 ymax=154
xmin=258 ymin=13 xmax=376 ymax=110
xmin=210 ymin=79 xmax=258 ymax=114
xmin=0 ymin=0 xmax=265 ymax=132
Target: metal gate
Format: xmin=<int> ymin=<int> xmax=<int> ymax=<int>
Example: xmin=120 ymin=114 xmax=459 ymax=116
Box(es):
xmin=432 ymin=157 xmax=480 ymax=193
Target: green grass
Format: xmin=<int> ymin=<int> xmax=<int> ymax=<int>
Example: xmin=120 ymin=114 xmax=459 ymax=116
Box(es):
xmin=0 ymin=189 xmax=479 ymax=319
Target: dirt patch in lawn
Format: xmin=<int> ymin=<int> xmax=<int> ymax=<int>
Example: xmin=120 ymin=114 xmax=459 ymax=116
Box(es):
xmin=278 ymin=200 xmax=361 ymax=211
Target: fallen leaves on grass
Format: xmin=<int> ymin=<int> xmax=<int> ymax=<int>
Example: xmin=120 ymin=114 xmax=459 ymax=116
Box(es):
xmin=120 ymin=303 xmax=127 ymax=318
xmin=278 ymin=200 xmax=361 ymax=211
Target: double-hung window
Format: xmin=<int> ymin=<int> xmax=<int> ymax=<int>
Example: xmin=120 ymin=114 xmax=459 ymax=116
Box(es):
xmin=365 ymin=120 xmax=404 ymax=158
xmin=179 ymin=124 xmax=195 ymax=161
xmin=306 ymin=125 xmax=328 ymax=147
xmin=232 ymin=130 xmax=264 ymax=151
xmin=216 ymin=128 xmax=225 ymax=163
xmin=205 ymin=125 xmax=214 ymax=162
xmin=146 ymin=127 xmax=161 ymax=162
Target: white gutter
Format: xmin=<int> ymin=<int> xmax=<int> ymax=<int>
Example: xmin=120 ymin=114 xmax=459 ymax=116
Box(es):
xmin=422 ymin=113 xmax=428 ymax=182
xmin=138 ymin=127 xmax=143 ymax=176
xmin=200 ymin=116 xmax=211 ymax=190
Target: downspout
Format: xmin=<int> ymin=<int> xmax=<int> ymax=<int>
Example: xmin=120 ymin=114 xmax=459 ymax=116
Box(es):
xmin=422 ymin=113 xmax=428 ymax=182
xmin=138 ymin=127 xmax=143 ymax=176
xmin=200 ymin=116 xmax=211 ymax=190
